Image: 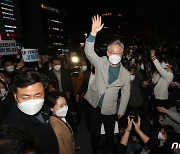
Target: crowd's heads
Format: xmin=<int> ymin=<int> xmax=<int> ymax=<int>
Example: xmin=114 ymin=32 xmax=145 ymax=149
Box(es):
xmin=0 ymin=79 xmax=7 ymax=99
xmin=9 ymin=70 xmax=47 ymax=93
xmin=80 ymin=58 xmax=91 ymax=71
xmin=0 ymin=125 xmax=42 ymax=154
xmin=51 ymin=57 xmax=61 ymax=71
xmin=45 ymin=91 xmax=68 ymax=118
xmin=0 ymin=70 xmax=8 ymax=85
xmin=159 ymin=125 xmax=176 ymax=141
xmin=161 ymin=61 xmax=172 ymax=70
xmin=1 ymin=58 xmax=15 ymax=73
xmin=8 ymin=70 xmax=48 ymax=115
xmin=45 ymin=91 xmax=67 ymax=108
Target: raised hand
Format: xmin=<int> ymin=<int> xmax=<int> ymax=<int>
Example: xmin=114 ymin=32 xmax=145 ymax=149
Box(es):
xmin=157 ymin=107 xmax=168 ymax=114
xmin=127 ymin=116 xmax=133 ymax=131
xmin=91 ymin=14 xmax=104 ymax=36
xmin=150 ymin=50 xmax=156 ymax=57
xmin=132 ymin=116 xmax=141 ymax=132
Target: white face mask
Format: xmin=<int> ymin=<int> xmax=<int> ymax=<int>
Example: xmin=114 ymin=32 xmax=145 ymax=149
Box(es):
xmin=53 ymin=65 xmax=61 ymax=71
xmin=158 ymin=131 xmax=165 ymax=140
xmin=130 ymin=75 xmax=135 ymax=81
xmin=109 ymin=55 xmax=121 ymax=65
xmin=49 ymin=66 xmax=52 ymax=70
xmin=140 ymin=64 xmax=144 ymax=70
xmin=0 ymin=78 xmax=5 ymax=82
xmin=81 ymin=66 xmax=87 ymax=71
xmin=38 ymin=64 xmax=42 ymax=68
xmin=17 ymin=99 xmax=44 ymax=115
xmin=55 ymin=105 xmax=68 ymax=117
xmin=0 ymin=88 xmax=6 ymax=97
xmin=6 ymin=65 xmax=14 ymax=72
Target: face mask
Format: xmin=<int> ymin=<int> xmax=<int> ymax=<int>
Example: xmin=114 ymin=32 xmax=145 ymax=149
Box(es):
xmin=0 ymin=88 xmax=6 ymax=97
xmin=55 ymin=105 xmax=68 ymax=117
xmin=6 ymin=65 xmax=14 ymax=72
xmin=17 ymin=99 xmax=44 ymax=115
xmin=0 ymin=78 xmax=5 ymax=82
xmin=140 ymin=64 xmax=144 ymax=70
xmin=130 ymin=75 xmax=135 ymax=81
xmin=38 ymin=64 xmax=42 ymax=68
xmin=158 ymin=131 xmax=165 ymax=140
xmin=53 ymin=65 xmax=61 ymax=71
xmin=16 ymin=54 xmax=21 ymax=58
xmin=109 ymin=55 xmax=121 ymax=65
xmin=49 ymin=66 xmax=52 ymax=70
xmin=81 ymin=66 xmax=87 ymax=71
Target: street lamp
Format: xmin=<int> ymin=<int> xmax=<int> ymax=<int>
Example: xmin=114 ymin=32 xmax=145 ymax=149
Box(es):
xmin=71 ymin=55 xmax=79 ymax=63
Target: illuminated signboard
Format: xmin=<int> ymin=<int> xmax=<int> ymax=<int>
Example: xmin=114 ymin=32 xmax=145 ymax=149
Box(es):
xmin=41 ymin=4 xmax=59 ymax=14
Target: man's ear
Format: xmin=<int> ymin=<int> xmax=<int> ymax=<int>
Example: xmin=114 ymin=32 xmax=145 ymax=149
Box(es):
xmin=13 ymin=92 xmax=17 ymax=102
xmin=107 ymin=51 xmax=110 ymax=57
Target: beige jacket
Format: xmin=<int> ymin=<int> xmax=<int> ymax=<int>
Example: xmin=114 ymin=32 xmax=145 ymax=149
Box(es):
xmin=84 ymin=40 xmax=131 ymax=115
xmin=50 ymin=116 xmax=75 ymax=154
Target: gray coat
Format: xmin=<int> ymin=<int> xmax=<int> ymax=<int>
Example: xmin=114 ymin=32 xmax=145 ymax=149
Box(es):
xmin=84 ymin=40 xmax=131 ymax=115
xmin=159 ymin=107 xmax=180 ymax=133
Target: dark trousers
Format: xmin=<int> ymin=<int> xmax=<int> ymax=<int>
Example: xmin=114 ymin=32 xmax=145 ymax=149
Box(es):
xmin=89 ymin=104 xmax=116 ymax=153
xmin=76 ymin=98 xmax=91 ymax=130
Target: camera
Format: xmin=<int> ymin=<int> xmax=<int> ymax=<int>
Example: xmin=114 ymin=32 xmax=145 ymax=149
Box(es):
xmin=130 ymin=114 xmax=138 ymax=123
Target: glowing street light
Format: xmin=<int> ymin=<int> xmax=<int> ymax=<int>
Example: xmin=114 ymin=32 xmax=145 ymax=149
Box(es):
xmin=71 ymin=55 xmax=79 ymax=63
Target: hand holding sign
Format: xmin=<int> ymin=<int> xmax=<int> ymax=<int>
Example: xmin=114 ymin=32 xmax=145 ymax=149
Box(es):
xmin=21 ymin=49 xmax=39 ymax=62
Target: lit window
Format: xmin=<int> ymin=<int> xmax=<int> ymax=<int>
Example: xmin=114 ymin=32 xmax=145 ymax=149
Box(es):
xmin=1 ymin=2 xmax=14 ymax=7
xmin=4 ymin=25 xmax=17 ymax=28
xmin=5 ymin=29 xmax=14 ymax=32
xmin=52 ymin=27 xmax=59 ymax=31
xmin=1 ymin=7 xmax=13 ymax=11
xmin=3 ymin=16 xmax=15 ymax=20
xmin=2 ymin=11 xmax=13 ymax=16
xmin=50 ymin=19 xmax=60 ymax=23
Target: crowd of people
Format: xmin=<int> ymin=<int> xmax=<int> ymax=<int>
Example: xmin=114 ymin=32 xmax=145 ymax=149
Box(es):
xmin=0 ymin=15 xmax=180 ymax=154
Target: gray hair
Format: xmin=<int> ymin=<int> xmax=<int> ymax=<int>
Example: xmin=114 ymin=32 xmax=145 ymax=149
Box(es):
xmin=107 ymin=39 xmax=124 ymax=51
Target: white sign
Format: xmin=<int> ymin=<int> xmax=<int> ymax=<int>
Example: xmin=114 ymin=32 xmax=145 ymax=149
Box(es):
xmin=171 ymin=142 xmax=180 ymax=149
xmin=0 ymin=40 xmax=18 ymax=55
xmin=22 ymin=49 xmax=39 ymax=62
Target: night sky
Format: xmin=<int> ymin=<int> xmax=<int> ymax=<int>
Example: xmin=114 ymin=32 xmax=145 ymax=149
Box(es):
xmin=54 ymin=0 xmax=135 ymax=30
xmin=51 ymin=0 xmax=180 ymax=42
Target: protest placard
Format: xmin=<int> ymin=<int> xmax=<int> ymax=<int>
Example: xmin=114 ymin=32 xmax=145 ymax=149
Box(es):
xmin=21 ymin=49 xmax=39 ymax=62
xmin=0 ymin=40 xmax=18 ymax=55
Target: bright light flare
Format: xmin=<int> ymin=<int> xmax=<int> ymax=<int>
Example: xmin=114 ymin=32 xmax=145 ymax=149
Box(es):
xmin=71 ymin=56 xmax=79 ymax=63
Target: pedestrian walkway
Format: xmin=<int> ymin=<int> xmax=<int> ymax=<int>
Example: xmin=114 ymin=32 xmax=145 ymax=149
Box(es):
xmin=73 ymin=112 xmax=121 ymax=154
xmin=74 ymin=112 xmax=92 ymax=154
